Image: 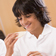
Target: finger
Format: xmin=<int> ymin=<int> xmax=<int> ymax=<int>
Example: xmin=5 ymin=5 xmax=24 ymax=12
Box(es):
xmin=30 ymin=52 xmax=42 ymax=56
xmin=4 ymin=33 xmax=13 ymax=42
xmin=7 ymin=33 xmax=18 ymax=45
xmin=27 ymin=51 xmax=40 ymax=56
xmin=7 ymin=38 xmax=18 ymax=52
xmin=4 ymin=33 xmax=14 ymax=44
xmin=10 ymin=38 xmax=18 ymax=48
xmin=6 ymin=33 xmax=13 ymax=39
xmin=4 ymin=33 xmax=18 ymax=47
xmin=4 ymin=33 xmax=13 ymax=45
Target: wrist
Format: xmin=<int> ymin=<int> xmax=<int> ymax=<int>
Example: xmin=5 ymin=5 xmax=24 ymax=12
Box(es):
xmin=5 ymin=52 xmax=12 ymax=56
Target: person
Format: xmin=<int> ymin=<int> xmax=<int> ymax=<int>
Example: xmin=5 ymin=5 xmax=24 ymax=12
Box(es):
xmin=0 ymin=39 xmax=6 ymax=56
xmin=0 ymin=30 xmax=5 ymax=40
xmin=4 ymin=0 xmax=56 ymax=56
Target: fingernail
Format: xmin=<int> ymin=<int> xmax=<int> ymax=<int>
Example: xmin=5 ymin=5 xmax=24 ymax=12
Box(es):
xmin=16 ymin=33 xmax=19 ymax=35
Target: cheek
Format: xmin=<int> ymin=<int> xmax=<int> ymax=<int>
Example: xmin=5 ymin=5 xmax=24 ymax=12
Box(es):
xmin=33 ymin=20 xmax=40 ymax=27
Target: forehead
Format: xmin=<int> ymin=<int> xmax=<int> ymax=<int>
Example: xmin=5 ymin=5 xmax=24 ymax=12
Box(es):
xmin=19 ymin=13 xmax=35 ymax=17
xmin=17 ymin=7 xmax=34 ymax=17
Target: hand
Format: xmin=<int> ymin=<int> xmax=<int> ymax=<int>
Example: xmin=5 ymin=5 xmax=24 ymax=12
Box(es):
xmin=4 ymin=33 xmax=18 ymax=56
xmin=27 ymin=51 xmax=42 ymax=56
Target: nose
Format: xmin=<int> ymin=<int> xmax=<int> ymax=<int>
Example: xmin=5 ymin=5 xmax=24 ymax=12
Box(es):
xmin=21 ymin=17 xmax=28 ymax=25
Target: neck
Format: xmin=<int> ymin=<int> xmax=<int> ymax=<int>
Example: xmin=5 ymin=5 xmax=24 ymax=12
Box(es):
xmin=30 ymin=26 xmax=44 ymax=39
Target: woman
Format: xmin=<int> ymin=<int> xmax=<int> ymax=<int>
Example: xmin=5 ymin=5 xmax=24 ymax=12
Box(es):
xmin=4 ymin=0 xmax=56 ymax=56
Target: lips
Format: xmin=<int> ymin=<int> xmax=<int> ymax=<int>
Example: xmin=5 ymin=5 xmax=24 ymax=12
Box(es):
xmin=25 ymin=23 xmax=31 ymax=29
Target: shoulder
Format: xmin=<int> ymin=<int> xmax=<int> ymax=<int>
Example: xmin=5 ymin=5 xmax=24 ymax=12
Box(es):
xmin=46 ymin=24 xmax=56 ymax=33
xmin=0 ymin=39 xmax=6 ymax=48
xmin=49 ymin=25 xmax=56 ymax=36
xmin=48 ymin=25 xmax=56 ymax=40
xmin=50 ymin=25 xmax=56 ymax=34
xmin=43 ymin=24 xmax=56 ymax=39
xmin=0 ymin=39 xmax=4 ymax=44
xmin=0 ymin=39 xmax=6 ymax=55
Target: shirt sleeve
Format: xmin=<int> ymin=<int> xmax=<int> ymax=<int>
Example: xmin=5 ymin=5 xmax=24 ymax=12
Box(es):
xmin=12 ymin=40 xmax=21 ymax=56
xmin=0 ymin=39 xmax=6 ymax=56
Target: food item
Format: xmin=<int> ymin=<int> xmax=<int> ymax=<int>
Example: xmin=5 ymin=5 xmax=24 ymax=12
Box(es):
xmin=15 ymin=31 xmax=26 ymax=39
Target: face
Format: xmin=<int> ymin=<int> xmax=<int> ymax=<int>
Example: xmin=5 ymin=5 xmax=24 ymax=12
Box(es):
xmin=18 ymin=13 xmax=42 ymax=33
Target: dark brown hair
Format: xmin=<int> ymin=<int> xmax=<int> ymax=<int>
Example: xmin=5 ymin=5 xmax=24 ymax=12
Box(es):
xmin=12 ymin=0 xmax=51 ymax=27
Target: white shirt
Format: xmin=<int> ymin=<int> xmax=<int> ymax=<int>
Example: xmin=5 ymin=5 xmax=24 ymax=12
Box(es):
xmin=12 ymin=24 xmax=56 ymax=56
xmin=0 ymin=39 xmax=6 ymax=56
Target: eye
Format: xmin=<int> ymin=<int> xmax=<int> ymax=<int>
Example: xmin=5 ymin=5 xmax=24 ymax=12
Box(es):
xmin=19 ymin=18 xmax=22 ymax=20
xmin=26 ymin=15 xmax=31 ymax=18
xmin=17 ymin=17 xmax=22 ymax=21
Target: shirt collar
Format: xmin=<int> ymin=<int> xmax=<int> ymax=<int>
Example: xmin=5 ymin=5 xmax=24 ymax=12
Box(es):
xmin=41 ymin=24 xmax=52 ymax=36
xmin=26 ymin=24 xmax=52 ymax=38
xmin=26 ymin=31 xmax=33 ymax=38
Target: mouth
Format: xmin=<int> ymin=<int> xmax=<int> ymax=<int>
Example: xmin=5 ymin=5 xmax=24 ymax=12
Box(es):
xmin=25 ymin=23 xmax=31 ymax=29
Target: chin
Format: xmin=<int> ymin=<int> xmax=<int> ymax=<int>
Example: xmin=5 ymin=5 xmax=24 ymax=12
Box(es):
xmin=27 ymin=29 xmax=31 ymax=32
xmin=27 ymin=29 xmax=33 ymax=33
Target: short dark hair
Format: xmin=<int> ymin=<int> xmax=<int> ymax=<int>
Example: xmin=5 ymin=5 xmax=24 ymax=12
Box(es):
xmin=12 ymin=0 xmax=51 ymax=27
xmin=0 ymin=30 xmax=5 ymax=40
